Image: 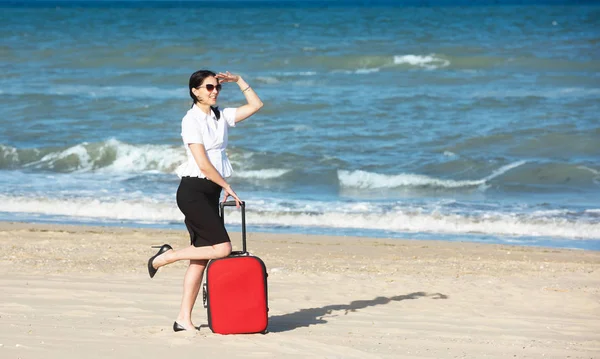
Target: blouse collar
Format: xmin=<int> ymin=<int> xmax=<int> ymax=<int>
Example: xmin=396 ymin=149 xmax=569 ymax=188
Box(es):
xmin=192 ymin=104 xmax=218 ymax=120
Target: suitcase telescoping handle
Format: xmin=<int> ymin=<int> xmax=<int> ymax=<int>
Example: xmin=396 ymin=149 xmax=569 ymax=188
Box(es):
xmin=219 ymin=200 xmax=247 ymax=255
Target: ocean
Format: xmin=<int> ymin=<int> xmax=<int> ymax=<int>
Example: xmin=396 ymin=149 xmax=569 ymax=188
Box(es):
xmin=1 ymin=1 xmax=599 ymax=250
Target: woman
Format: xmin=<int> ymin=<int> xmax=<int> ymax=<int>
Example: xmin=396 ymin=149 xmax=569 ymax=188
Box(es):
xmin=147 ymin=70 xmax=263 ymax=332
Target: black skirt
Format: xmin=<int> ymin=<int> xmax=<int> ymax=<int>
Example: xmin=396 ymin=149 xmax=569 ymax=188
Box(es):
xmin=176 ymin=177 xmax=230 ymax=247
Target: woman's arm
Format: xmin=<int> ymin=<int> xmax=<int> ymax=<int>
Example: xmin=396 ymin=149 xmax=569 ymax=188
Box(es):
xmin=188 ymin=143 xmax=241 ymax=206
xmin=215 ymin=72 xmax=263 ymax=123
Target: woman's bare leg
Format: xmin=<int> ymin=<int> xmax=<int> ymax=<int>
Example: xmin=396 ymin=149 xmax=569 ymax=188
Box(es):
xmin=151 ymin=242 xmax=232 ymax=269
xmin=150 ymin=242 xmax=232 ymax=330
xmin=176 ymin=259 xmax=207 ymax=330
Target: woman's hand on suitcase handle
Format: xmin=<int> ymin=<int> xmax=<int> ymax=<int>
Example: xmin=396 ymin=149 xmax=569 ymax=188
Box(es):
xmin=223 ymin=184 xmax=242 ymax=208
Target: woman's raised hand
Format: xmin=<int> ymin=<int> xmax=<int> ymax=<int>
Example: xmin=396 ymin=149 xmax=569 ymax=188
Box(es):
xmin=215 ymin=71 xmax=240 ymax=84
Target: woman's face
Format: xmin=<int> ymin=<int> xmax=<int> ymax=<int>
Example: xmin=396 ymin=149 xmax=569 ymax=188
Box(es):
xmin=192 ymin=76 xmax=220 ymax=105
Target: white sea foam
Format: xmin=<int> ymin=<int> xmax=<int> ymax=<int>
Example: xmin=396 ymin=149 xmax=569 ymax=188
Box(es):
xmin=577 ymin=166 xmax=600 ymax=184
xmin=338 ymin=161 xmax=526 ymax=189
xmin=393 ymin=54 xmax=450 ymax=69
xmin=25 ymin=139 xmax=186 ymax=173
xmin=100 ymin=139 xmax=186 ymax=173
xmin=242 ymin=211 xmax=600 ymax=240
xmin=578 ymin=166 xmax=600 ymax=177
xmin=33 ymin=143 xmax=92 ymax=171
xmin=331 ymin=69 xmax=379 ymax=75
xmin=484 ymin=161 xmax=526 ymax=181
xmin=1 ymin=195 xmax=597 ymax=239
xmin=339 ymin=170 xmax=483 ymax=189
xmin=0 ymin=195 xmax=182 ymax=223
xmin=234 ymin=169 xmax=291 ymax=179
xmin=0 ymin=144 xmax=20 ymax=163
xmin=355 ymin=68 xmax=380 ymax=74
xmin=530 ymin=209 xmax=570 ymax=217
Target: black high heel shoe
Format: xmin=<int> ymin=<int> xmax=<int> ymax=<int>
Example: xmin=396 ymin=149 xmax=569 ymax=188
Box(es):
xmin=173 ymin=321 xmax=186 ymax=332
xmin=173 ymin=321 xmax=200 ymax=332
xmin=147 ymin=244 xmax=173 ymax=278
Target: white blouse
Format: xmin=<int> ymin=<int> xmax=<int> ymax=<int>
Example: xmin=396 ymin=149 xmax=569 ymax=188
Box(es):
xmin=175 ymin=104 xmax=237 ymax=179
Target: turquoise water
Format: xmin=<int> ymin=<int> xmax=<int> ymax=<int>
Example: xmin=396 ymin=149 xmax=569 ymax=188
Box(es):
xmin=1 ymin=1 xmax=599 ymax=249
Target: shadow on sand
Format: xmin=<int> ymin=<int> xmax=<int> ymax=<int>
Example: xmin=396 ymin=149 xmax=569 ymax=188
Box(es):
xmin=267 ymin=291 xmax=448 ymax=333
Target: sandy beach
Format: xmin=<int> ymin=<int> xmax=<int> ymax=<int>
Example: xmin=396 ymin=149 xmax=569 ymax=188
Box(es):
xmin=0 ymin=221 xmax=599 ymax=358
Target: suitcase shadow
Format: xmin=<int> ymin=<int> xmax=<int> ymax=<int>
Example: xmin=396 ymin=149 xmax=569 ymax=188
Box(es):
xmin=267 ymin=291 xmax=447 ymax=333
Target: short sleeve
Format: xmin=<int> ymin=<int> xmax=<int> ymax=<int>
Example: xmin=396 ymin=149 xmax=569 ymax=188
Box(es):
xmin=222 ymin=108 xmax=237 ymax=127
xmin=181 ymin=116 xmax=204 ymax=144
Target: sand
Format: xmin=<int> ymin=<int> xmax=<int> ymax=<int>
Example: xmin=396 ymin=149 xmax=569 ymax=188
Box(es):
xmin=0 ymin=221 xmax=599 ymax=358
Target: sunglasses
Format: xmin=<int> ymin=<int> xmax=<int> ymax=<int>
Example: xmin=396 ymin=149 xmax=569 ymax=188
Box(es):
xmin=198 ymin=84 xmax=222 ymax=92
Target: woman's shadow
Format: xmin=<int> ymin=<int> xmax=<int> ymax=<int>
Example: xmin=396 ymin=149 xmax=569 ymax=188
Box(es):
xmin=268 ymin=291 xmax=448 ymax=333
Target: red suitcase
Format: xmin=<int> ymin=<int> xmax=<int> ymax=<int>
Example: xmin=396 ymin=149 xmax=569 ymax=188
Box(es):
xmin=202 ymin=201 xmax=268 ymax=334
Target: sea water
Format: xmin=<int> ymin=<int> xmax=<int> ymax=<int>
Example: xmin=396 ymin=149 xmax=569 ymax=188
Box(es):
xmin=1 ymin=1 xmax=599 ymax=249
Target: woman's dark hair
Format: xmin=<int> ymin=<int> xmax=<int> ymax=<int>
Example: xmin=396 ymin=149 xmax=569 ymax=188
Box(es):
xmin=189 ymin=70 xmax=216 ymax=104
